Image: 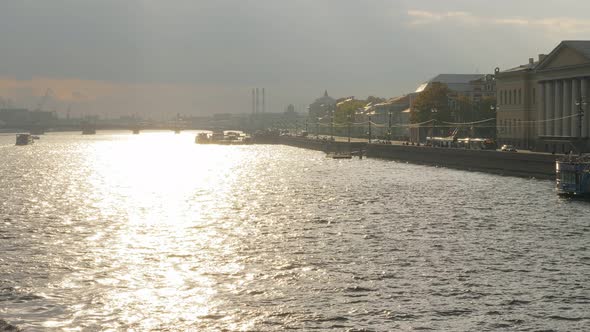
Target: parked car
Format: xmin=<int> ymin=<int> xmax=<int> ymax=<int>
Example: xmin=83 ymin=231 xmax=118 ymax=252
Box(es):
xmin=501 ymin=144 xmax=517 ymax=152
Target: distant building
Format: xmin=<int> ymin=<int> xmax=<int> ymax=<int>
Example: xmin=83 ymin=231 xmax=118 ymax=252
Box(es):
xmin=414 ymin=73 xmax=496 ymax=123
xmin=308 ymin=90 xmax=336 ymax=120
xmin=416 ymin=74 xmax=489 ymax=101
xmin=469 ymin=75 xmax=496 ymax=103
xmin=495 ymin=57 xmax=539 ymax=149
xmin=496 ymin=40 xmax=590 ymax=152
xmin=0 ymin=108 xmax=30 ymax=126
xmin=364 ymin=95 xmax=412 ymax=139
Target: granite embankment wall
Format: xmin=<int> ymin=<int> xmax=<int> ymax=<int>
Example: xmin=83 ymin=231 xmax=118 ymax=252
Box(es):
xmin=278 ymin=137 xmax=556 ymax=179
xmin=277 ymin=137 xmax=367 ymax=153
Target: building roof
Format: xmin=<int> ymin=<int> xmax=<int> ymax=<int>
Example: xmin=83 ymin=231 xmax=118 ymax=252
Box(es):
xmin=535 ymin=40 xmax=590 ymax=70
xmin=501 ymin=61 xmax=538 ymax=73
xmin=415 ymin=74 xmax=484 ymax=93
xmin=310 ymin=90 xmax=336 ymax=106
xmin=428 ymin=74 xmax=485 ymax=84
xmin=368 ymin=95 xmax=411 ymax=108
xmin=563 ymin=40 xmax=590 ymax=59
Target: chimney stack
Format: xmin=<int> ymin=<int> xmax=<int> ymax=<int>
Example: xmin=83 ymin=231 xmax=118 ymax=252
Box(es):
xmin=529 ymin=58 xmax=534 ymax=65
xmin=255 ymin=88 xmax=259 ymax=114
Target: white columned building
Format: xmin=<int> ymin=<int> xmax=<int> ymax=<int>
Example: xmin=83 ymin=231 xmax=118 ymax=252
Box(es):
xmin=498 ymin=40 xmax=590 ymax=153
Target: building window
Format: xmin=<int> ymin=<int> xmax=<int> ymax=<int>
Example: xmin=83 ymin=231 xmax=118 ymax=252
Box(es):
xmin=518 ymin=89 xmax=522 ymax=104
xmin=509 ymin=90 xmax=512 ymax=104
xmin=532 ymin=88 xmax=536 ymax=104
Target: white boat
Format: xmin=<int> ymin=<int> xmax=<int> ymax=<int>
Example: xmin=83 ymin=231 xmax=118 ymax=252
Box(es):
xmin=196 ymin=130 xmax=252 ymax=145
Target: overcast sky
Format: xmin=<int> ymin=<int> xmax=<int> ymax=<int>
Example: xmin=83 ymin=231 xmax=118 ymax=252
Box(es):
xmin=1 ymin=0 xmax=590 ymax=118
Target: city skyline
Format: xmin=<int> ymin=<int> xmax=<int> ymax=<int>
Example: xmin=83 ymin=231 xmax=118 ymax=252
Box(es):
xmin=1 ymin=0 xmax=590 ymax=118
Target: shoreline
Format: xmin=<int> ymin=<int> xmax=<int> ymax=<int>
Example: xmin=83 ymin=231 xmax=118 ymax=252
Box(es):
xmin=277 ymin=136 xmax=556 ymax=180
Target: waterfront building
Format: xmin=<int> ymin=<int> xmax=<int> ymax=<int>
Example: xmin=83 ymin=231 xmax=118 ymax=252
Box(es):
xmin=468 ymin=75 xmax=496 ymax=103
xmin=308 ymin=90 xmax=336 ymax=121
xmin=495 ymin=57 xmax=539 ymax=149
xmin=365 ymin=95 xmax=411 ymax=140
xmin=415 ymin=73 xmax=491 ymax=106
xmin=496 ymin=40 xmax=590 ymax=152
xmin=410 ymin=74 xmax=493 ymax=142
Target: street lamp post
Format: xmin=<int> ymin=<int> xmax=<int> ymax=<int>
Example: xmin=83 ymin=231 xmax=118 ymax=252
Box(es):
xmin=490 ymin=104 xmax=499 ymax=141
xmin=347 ymin=114 xmax=351 ymax=144
xmin=388 ymin=110 xmax=392 ymax=142
xmin=316 ymin=117 xmax=320 ymax=139
xmin=575 ymin=97 xmax=587 ymax=138
xmin=330 ymin=107 xmax=334 ymax=141
xmin=431 ymin=108 xmax=438 ymax=143
xmin=368 ymin=115 xmax=372 ymax=143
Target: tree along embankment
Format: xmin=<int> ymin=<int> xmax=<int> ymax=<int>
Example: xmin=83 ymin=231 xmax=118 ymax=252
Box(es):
xmin=278 ymin=137 xmax=556 ymax=179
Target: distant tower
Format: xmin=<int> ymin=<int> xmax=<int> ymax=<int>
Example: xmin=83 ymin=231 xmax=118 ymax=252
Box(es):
xmin=255 ymin=88 xmax=259 ymax=114
xmin=252 ymin=88 xmax=255 ymax=114
xmin=262 ymin=88 xmax=265 ymax=113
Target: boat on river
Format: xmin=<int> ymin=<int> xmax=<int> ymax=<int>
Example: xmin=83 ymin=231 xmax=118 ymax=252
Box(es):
xmin=15 ymin=133 xmax=34 ymax=146
xmin=326 ymin=152 xmax=352 ymax=159
xmin=195 ymin=132 xmax=211 ymax=143
xmin=556 ymin=155 xmax=590 ymax=196
xmin=195 ymin=131 xmax=252 ymax=145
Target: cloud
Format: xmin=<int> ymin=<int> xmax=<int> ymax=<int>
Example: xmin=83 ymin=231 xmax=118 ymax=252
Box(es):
xmin=407 ymin=10 xmax=590 ymax=35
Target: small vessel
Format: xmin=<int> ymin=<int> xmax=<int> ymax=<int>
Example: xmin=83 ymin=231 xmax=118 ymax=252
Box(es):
xmin=195 ymin=132 xmax=211 ymax=144
xmin=81 ymin=122 xmax=96 ymax=135
xmin=15 ymin=133 xmax=34 ymax=146
xmin=326 ymin=151 xmax=352 ymax=159
xmin=556 ymin=155 xmax=590 ymax=196
xmin=82 ymin=128 xmax=96 ymax=135
xmin=196 ymin=130 xmax=252 ymax=145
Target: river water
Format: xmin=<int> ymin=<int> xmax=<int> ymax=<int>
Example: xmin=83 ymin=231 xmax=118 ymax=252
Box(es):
xmin=0 ymin=131 xmax=589 ymax=331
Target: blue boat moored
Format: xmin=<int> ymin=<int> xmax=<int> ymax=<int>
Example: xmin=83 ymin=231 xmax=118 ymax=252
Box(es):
xmin=556 ymin=156 xmax=590 ymax=196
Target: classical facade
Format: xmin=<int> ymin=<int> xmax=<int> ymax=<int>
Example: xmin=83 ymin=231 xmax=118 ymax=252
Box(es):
xmin=496 ymin=41 xmax=590 ymax=152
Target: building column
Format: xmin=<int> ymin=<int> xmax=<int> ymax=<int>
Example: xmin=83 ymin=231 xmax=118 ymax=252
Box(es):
xmin=545 ymin=81 xmax=554 ymax=136
xmin=537 ymin=82 xmax=547 ymax=136
xmin=583 ymin=78 xmax=590 ymax=138
xmin=572 ymin=79 xmax=581 ymax=137
xmin=563 ymin=80 xmax=572 ymax=136
xmin=554 ymin=80 xmax=563 ymax=136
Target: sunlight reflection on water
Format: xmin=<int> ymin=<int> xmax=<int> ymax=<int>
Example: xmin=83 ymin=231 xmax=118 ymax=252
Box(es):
xmin=1 ymin=131 xmax=589 ymax=331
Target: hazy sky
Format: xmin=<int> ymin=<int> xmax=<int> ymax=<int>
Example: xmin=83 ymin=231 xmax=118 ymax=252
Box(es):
xmin=1 ymin=0 xmax=590 ymax=118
